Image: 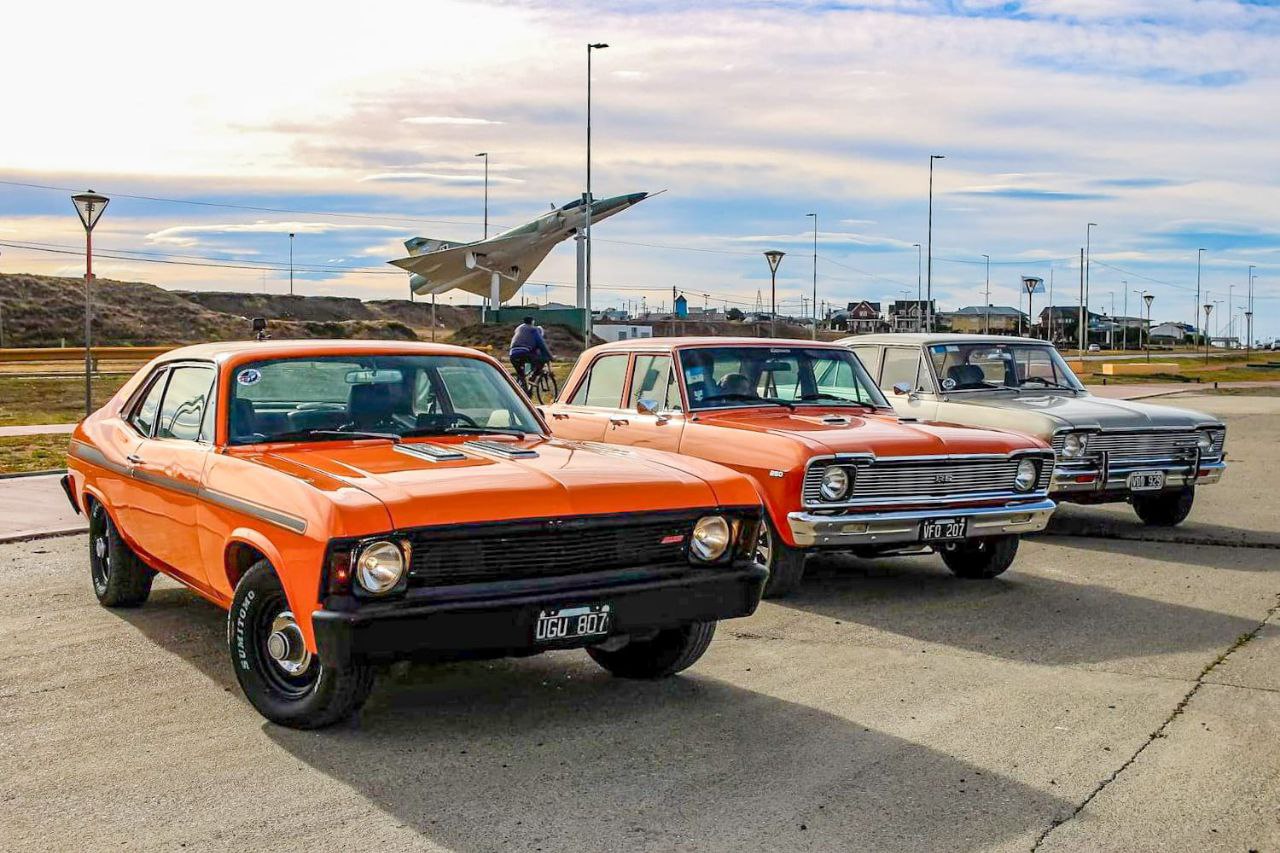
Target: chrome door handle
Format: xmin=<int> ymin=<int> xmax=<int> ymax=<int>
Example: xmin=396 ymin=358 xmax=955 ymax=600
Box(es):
xmin=126 ymin=454 xmax=144 ymax=464
xmin=551 ymin=412 xmax=570 ymax=420
xmin=609 ymin=418 xmax=630 ymax=427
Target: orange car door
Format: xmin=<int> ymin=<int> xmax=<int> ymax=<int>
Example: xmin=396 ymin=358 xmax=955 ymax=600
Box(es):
xmin=545 ymin=353 xmax=630 ymax=442
xmin=107 ymin=366 xmax=169 ymax=547
xmin=607 ymin=353 xmax=686 ymax=451
xmin=125 ymin=363 xmax=217 ymax=586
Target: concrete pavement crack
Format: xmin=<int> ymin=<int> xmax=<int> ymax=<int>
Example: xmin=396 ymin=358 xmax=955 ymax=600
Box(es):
xmin=1030 ymin=592 xmax=1280 ymax=852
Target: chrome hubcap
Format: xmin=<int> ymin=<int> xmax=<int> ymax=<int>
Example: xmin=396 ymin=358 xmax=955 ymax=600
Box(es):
xmin=265 ymin=611 xmax=312 ymax=676
xmin=755 ymin=524 xmax=773 ymax=567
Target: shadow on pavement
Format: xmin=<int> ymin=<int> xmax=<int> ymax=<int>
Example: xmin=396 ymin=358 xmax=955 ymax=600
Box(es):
xmin=117 ymin=586 xmax=1072 ymax=852
xmin=1036 ymin=534 xmax=1279 ymax=573
xmin=1043 ymin=504 xmax=1280 ymax=548
xmin=789 ymin=552 xmax=1260 ymax=666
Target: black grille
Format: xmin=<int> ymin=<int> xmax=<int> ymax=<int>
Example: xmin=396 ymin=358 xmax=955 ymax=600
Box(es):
xmin=406 ymin=511 xmax=701 ymax=586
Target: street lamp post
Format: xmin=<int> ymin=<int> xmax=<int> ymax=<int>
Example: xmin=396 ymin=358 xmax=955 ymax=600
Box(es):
xmin=1143 ymin=293 xmax=1154 ymax=362
xmin=764 ymin=250 xmax=785 ymax=338
xmin=912 ymin=243 xmax=922 ymax=331
xmin=806 ymin=213 xmax=818 ymax=339
xmin=583 ymin=41 xmax=609 ymax=347
xmin=1081 ymin=222 xmax=1096 ymax=352
xmin=72 ymin=191 xmax=110 ymax=417
xmin=1195 ymin=248 xmax=1205 ymax=351
xmin=925 ymin=155 xmax=944 ymax=332
xmin=1246 ymin=264 xmax=1255 ymax=360
xmin=981 ymin=254 xmax=990 ymax=335
xmin=288 ymin=232 xmax=295 ymax=296
xmin=1203 ymin=302 xmax=1213 ymax=364
xmin=1120 ymin=281 xmax=1128 ymax=350
xmin=475 ymin=152 xmax=489 ymax=238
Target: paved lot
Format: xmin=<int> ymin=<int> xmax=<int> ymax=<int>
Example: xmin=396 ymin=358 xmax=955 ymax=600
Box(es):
xmin=1 ymin=392 xmax=1276 ymax=852
xmin=0 ymin=473 xmax=86 ymax=541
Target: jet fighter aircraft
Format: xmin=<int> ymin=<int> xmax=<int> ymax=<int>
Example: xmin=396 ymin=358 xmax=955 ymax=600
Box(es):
xmin=389 ymin=192 xmax=650 ymax=304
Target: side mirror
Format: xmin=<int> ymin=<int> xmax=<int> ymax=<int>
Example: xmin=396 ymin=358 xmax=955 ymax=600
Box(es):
xmin=636 ymin=398 xmax=660 ymax=416
xmin=892 ymin=382 xmax=912 ymax=396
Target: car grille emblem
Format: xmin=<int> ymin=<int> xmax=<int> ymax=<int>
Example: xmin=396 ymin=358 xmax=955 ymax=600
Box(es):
xmin=933 ymin=473 xmax=955 ymax=484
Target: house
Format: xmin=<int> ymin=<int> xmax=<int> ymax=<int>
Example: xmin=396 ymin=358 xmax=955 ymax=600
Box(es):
xmin=593 ymin=324 xmax=655 ymax=343
xmin=886 ymin=300 xmax=933 ymax=332
xmin=1038 ymin=306 xmax=1106 ymax=345
xmin=1150 ymin=321 xmax=1194 ymax=342
xmin=834 ymin=300 xmax=884 ymax=334
xmin=945 ymin=305 xmax=1029 ymax=335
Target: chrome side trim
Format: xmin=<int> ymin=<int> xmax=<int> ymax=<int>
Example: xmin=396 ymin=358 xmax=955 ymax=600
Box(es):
xmin=199 ymin=488 xmax=308 ymax=535
xmin=67 ymin=441 xmax=131 ymax=477
xmin=395 ymin=443 xmax=466 ymax=463
xmin=131 ymin=468 xmax=201 ymax=496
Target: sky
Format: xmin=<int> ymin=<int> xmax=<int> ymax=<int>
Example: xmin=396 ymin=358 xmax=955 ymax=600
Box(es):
xmin=2 ymin=0 xmax=1278 ymax=341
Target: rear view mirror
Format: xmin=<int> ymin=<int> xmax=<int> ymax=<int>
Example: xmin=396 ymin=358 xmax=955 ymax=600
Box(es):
xmin=761 ymin=360 xmax=794 ymax=372
xmin=892 ymin=382 xmax=912 ymax=396
xmin=345 ymin=369 xmax=403 ymax=385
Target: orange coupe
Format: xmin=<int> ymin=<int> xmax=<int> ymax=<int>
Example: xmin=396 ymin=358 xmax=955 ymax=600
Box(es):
xmin=544 ymin=338 xmax=1057 ymax=596
xmin=62 ymin=340 xmax=767 ymax=728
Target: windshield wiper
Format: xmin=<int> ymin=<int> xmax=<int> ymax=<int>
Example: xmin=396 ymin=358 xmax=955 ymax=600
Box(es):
xmin=706 ymin=393 xmax=795 ymax=411
xmin=270 ymin=428 xmax=402 ymax=444
xmin=797 ymin=393 xmax=878 ymax=408
xmin=402 ymin=425 xmax=531 ymax=438
xmin=1020 ymin=378 xmax=1078 ymax=392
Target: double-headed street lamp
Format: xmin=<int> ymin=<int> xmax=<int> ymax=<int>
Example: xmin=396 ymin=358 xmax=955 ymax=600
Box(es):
xmin=925 ymin=154 xmax=944 ymax=332
xmin=72 ymin=191 xmax=109 ymax=417
xmin=764 ymin=250 xmax=785 ymax=338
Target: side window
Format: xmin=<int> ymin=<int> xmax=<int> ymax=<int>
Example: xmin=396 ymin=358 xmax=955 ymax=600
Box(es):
xmin=199 ymin=377 xmax=218 ymax=442
xmin=880 ymin=348 xmax=923 ymax=391
xmin=570 ymin=354 xmax=629 ymax=408
xmin=129 ymin=369 xmax=169 ymax=436
xmin=629 ymin=355 xmax=680 ymax=411
xmin=849 ymin=346 xmax=881 ymax=379
xmin=156 ymin=365 xmax=216 ymax=442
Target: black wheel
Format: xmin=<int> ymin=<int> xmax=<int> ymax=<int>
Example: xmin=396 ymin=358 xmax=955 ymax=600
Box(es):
xmin=532 ymin=369 xmax=559 ymax=405
xmin=587 ymin=621 xmax=716 ymax=678
xmin=757 ymin=516 xmax=807 ymax=598
xmin=940 ymin=535 xmax=1019 ymax=579
xmin=87 ymin=500 xmax=155 ymax=607
xmin=1132 ymin=487 xmax=1195 ymax=527
xmin=228 ymin=560 xmax=374 ymax=729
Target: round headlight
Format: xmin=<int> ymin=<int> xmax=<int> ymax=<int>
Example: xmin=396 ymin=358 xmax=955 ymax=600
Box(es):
xmin=356 ymin=540 xmax=405 ymax=594
xmin=1061 ymin=433 xmax=1087 ymax=459
xmin=690 ymin=515 xmax=731 ymax=562
xmin=1196 ymin=432 xmax=1213 ymax=452
xmin=1014 ymin=458 xmax=1038 ymax=491
xmin=819 ymin=466 xmax=851 ymax=501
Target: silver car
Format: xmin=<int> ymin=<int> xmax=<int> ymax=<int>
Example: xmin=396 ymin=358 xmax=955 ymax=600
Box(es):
xmin=837 ymin=334 xmax=1226 ymax=527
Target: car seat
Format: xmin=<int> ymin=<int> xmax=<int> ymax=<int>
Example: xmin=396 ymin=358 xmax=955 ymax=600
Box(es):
xmin=946 ymin=364 xmax=987 ymax=389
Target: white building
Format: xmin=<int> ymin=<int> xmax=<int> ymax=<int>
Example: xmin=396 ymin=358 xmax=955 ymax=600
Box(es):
xmin=593 ymin=324 xmax=655 ymax=343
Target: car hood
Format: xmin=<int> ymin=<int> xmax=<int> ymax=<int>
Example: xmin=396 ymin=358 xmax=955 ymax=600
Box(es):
xmin=953 ymin=391 xmax=1222 ymax=433
xmin=693 ymin=407 xmax=1046 ymax=457
xmin=247 ymin=436 xmax=731 ymax=529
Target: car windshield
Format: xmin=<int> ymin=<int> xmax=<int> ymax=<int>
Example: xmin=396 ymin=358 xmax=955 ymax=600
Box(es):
xmin=926 ymin=342 xmax=1085 ymax=393
xmin=678 ymin=346 xmax=890 ymax=411
xmin=227 ymin=354 xmax=542 ymax=445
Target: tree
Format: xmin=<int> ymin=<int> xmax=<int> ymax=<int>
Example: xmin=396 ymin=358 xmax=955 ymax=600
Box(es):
xmin=726 ymin=307 xmax=744 ymax=322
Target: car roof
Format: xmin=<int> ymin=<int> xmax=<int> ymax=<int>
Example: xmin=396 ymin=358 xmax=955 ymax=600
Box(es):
xmin=837 ymin=333 xmax=1052 ymax=347
xmin=588 ymin=336 xmax=849 ymax=353
xmin=154 ymin=339 xmax=488 ymax=365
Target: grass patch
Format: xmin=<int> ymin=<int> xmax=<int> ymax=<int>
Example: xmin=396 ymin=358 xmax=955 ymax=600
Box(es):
xmin=0 ymin=375 xmax=131 ymax=426
xmin=0 ymin=434 xmax=70 ymax=474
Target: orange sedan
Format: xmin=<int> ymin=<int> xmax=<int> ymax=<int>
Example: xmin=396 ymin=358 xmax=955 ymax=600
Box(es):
xmin=544 ymin=338 xmax=1056 ymax=596
xmin=63 ymin=340 xmax=766 ymax=728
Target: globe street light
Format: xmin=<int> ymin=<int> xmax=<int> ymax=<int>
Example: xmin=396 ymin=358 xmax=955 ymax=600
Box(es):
xmin=764 ymin=250 xmax=785 ymax=338
xmin=925 ymin=155 xmax=944 ymax=332
xmin=72 ymin=190 xmax=109 ymax=417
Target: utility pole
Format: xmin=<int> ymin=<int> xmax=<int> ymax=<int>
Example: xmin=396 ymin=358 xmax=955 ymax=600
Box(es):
xmin=1247 ymin=264 xmax=1255 ymax=360
xmin=806 ymin=212 xmax=818 ymax=339
xmin=925 ymin=155 xmax=944 ymax=332
xmin=1077 ymin=248 xmax=1085 ymax=354
xmin=583 ymin=42 xmax=609 ymax=348
xmin=912 ymin=243 xmax=922 ymax=332
xmin=288 ymin=232 xmax=295 ymax=296
xmin=475 ymin=152 xmax=489 ymax=238
xmin=1195 ymin=248 xmax=1205 ymax=351
xmin=982 ymin=254 xmax=990 ymax=335
xmin=1085 ymin=223 xmax=1097 ymax=337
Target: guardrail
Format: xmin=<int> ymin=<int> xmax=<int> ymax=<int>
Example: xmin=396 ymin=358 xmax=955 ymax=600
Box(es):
xmin=0 ymin=346 xmax=172 ymax=363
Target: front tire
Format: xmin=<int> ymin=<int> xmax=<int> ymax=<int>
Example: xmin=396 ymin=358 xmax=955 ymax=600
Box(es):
xmin=1132 ymin=487 xmax=1195 ymax=527
xmin=757 ymin=517 xmax=807 ymax=598
xmin=940 ymin=535 xmax=1019 ymax=579
xmin=88 ymin=500 xmax=155 ymax=607
xmin=587 ymin=621 xmax=716 ymax=678
xmin=532 ymin=369 xmax=559 ymax=405
xmin=228 ymin=560 xmax=374 ymax=729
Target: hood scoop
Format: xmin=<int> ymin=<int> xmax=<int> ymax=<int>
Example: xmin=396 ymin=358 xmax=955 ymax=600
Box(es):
xmin=395 ymin=442 xmax=467 ymax=463
xmin=819 ymin=414 xmax=852 ymax=426
xmin=464 ymin=439 xmax=539 ymax=459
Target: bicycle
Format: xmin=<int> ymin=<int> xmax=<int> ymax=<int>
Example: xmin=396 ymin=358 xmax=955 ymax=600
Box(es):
xmin=518 ymin=360 xmax=559 ymax=404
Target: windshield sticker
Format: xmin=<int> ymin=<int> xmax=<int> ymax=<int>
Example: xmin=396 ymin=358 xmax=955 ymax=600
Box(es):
xmin=237 ymin=368 xmax=262 ymax=386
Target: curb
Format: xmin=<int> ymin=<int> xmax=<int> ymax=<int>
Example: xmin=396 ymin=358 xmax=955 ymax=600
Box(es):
xmin=0 ymin=526 xmax=89 ymax=545
xmin=0 ymin=469 xmax=67 ymax=480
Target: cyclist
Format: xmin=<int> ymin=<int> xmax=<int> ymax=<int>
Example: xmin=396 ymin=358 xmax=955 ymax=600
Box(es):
xmin=509 ymin=317 xmax=552 ymax=387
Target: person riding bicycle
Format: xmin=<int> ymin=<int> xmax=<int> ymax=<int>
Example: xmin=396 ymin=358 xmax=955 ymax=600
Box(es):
xmin=509 ymin=317 xmax=552 ymax=386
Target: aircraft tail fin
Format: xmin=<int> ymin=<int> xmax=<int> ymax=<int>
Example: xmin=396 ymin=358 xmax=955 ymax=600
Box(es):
xmin=404 ymin=236 xmax=463 ymax=255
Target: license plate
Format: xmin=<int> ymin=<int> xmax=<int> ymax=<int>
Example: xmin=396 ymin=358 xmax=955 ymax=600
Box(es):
xmin=1127 ymin=471 xmax=1165 ymax=491
xmin=534 ymin=604 xmax=611 ymax=643
xmin=921 ymin=517 xmax=968 ymax=541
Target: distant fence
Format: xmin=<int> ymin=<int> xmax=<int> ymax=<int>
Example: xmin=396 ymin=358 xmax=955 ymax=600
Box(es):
xmin=0 ymin=346 xmax=172 ymax=363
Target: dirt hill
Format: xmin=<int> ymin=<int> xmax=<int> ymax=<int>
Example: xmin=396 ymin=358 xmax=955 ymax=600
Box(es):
xmin=448 ymin=323 xmax=605 ymax=359
xmin=177 ymin=291 xmax=481 ymax=332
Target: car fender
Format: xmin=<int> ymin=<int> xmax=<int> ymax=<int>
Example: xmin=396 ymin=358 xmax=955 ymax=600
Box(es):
xmin=223 ymin=527 xmax=322 ymax=653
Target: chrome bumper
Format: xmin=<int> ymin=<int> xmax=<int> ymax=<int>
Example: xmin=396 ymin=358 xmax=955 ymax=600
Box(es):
xmin=1051 ymin=459 xmax=1226 ymax=494
xmin=787 ymin=498 xmax=1057 ymax=548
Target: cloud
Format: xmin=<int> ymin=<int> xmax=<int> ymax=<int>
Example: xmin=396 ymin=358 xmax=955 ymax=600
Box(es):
xmin=359 ymin=172 xmax=525 ymax=184
xmin=400 ymin=116 xmax=503 ymax=126
xmin=146 ymin=221 xmax=403 ymax=246
xmin=953 ymin=185 xmax=1114 ymax=202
